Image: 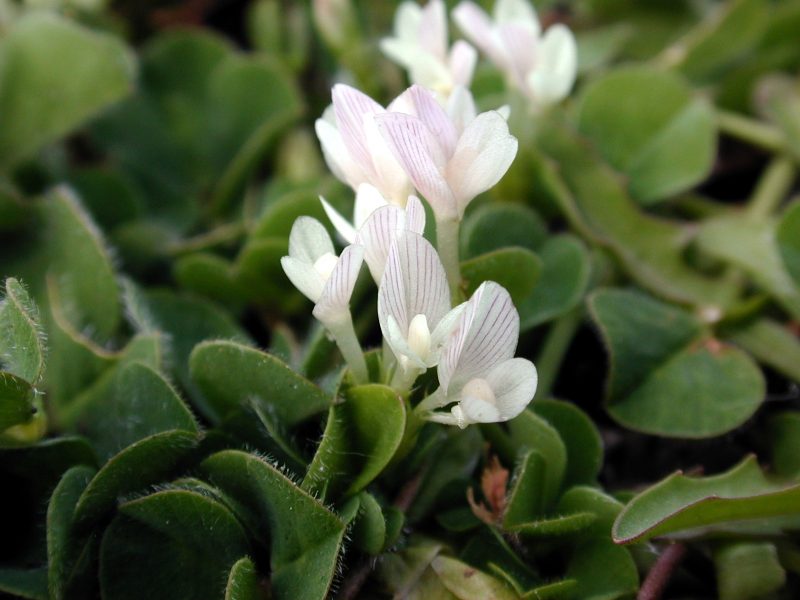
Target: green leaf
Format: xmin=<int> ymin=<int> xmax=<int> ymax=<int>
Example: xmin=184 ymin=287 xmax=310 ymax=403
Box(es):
xmin=461 ymin=248 xmax=541 ymax=306
xmin=348 ymin=492 xmax=387 ymax=555
xmin=536 ymin=120 xmax=735 ymax=307
xmin=234 ymin=237 xmax=306 ymax=312
xmin=225 ymin=557 xmax=267 ymax=600
xmin=0 ymin=371 xmax=35 ymax=431
xmin=518 ymin=235 xmax=590 ymax=330
xmin=0 ymin=436 xmax=96 ymax=486
xmin=44 ymin=186 xmax=122 ymax=340
xmin=674 ymin=0 xmax=768 ymax=83
xmin=0 ymin=12 xmax=135 ymax=168
xmin=173 ymin=253 xmax=247 ymax=308
xmin=303 ymin=383 xmax=405 ymax=501
xmin=70 ymin=361 xmax=198 ymax=461
xmin=0 ymin=568 xmax=48 ymax=600
xmin=613 ymin=456 xmax=800 ymax=543
xmin=757 ymin=76 xmax=800 ymax=163
xmin=200 ymin=450 xmax=346 ymax=600
xmin=73 ymin=430 xmax=199 ymax=527
xmin=503 ymin=450 xmax=548 ymax=527
xmin=777 ymin=201 xmax=800 ymax=287
xmin=0 ymin=278 xmax=45 ymax=384
xmin=725 ymin=318 xmax=800 ymax=383
xmin=532 ymin=400 xmax=603 ymax=488
xmin=589 ymin=288 xmax=764 ymax=437
xmin=66 ymin=168 xmax=143 ymax=231
xmin=100 ymin=489 xmax=250 ymax=600
xmin=768 ymin=412 xmax=800 ymax=479
xmin=430 ymin=556 xmax=517 ymax=600
xmin=461 ymin=203 xmax=547 ymax=259
xmin=713 ymin=542 xmax=786 ymax=600
xmin=47 ymin=465 xmax=97 ymax=600
xmin=565 ymin=539 xmax=639 ymax=600
xmin=577 ymin=67 xmax=716 ymax=203
xmin=190 ymin=340 xmax=329 ymax=426
xmin=697 ymin=214 xmax=800 ymax=319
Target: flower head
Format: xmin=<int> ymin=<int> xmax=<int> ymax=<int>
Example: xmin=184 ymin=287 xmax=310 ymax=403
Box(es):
xmin=376 ymin=84 xmax=517 ymax=221
xmin=381 ymin=0 xmax=477 ymax=97
xmin=315 ymin=85 xmax=414 ymax=205
xmin=280 ymin=216 xmax=363 ymax=324
xmin=453 ymin=0 xmax=577 ymax=107
xmin=423 ymin=281 xmax=537 ymax=427
xmin=378 ymin=231 xmax=463 ymax=373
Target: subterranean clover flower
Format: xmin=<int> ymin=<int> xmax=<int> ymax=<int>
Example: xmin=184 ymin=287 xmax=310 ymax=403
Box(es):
xmin=378 ymin=232 xmax=464 ymax=379
xmin=280 ymin=216 xmax=368 ymax=381
xmin=381 ymin=0 xmax=477 ymax=97
xmin=315 ymin=84 xmax=413 ymax=205
xmin=419 ymin=281 xmax=538 ymax=428
xmin=376 ymin=84 xmax=518 ymax=222
xmin=453 ymin=0 xmax=577 ymax=107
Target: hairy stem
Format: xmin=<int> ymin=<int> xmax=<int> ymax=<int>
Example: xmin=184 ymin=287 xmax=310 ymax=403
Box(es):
xmin=325 ymin=312 xmax=369 ymax=383
xmin=638 ymin=543 xmax=687 ymax=600
xmin=435 ymin=216 xmax=462 ymax=302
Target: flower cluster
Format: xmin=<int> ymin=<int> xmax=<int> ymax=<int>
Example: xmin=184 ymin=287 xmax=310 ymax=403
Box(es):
xmin=281 ymin=0 xmax=575 ymax=427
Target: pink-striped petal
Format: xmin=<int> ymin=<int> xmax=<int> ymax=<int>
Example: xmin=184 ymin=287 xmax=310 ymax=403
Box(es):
xmin=357 ymin=204 xmax=406 ymax=282
xmin=315 ymin=112 xmax=368 ymax=189
xmin=438 ymin=281 xmax=519 ymax=393
xmin=376 ymin=112 xmax=457 ymax=219
xmin=405 ymin=84 xmax=459 ymax=157
xmin=404 ymin=195 xmax=426 ymax=234
xmin=313 ymin=244 xmax=364 ymax=323
xmin=332 ymin=84 xmax=385 ymax=178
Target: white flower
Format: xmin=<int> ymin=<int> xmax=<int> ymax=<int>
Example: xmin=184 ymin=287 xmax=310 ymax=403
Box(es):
xmin=381 ymin=0 xmax=477 ymax=97
xmin=453 ymin=0 xmax=577 ymax=107
xmin=357 ymin=195 xmax=426 ymax=283
xmin=280 ymin=216 xmax=363 ymax=324
xmin=423 ymin=281 xmax=537 ymax=428
xmin=320 ymin=183 xmax=392 ymax=245
xmin=378 ymin=231 xmax=464 ymax=374
xmin=376 ymin=84 xmax=518 ymax=221
xmin=314 ymin=85 xmax=414 ymax=205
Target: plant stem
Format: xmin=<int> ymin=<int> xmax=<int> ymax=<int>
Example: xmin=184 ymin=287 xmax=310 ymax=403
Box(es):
xmin=638 ymin=543 xmax=687 ymax=600
xmin=435 ymin=215 xmax=462 ymax=302
xmin=717 ymin=110 xmax=787 ymax=154
xmin=534 ymin=308 xmax=583 ymax=401
xmin=747 ymin=156 xmax=796 ymax=220
xmin=390 ymin=363 xmax=421 ymax=392
xmin=325 ymin=312 xmax=369 ymax=384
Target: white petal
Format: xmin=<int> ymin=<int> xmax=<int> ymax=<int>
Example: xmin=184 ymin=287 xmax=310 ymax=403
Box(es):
xmin=438 ymin=281 xmax=519 ymax=393
xmin=483 ymin=357 xmax=538 ymax=421
xmin=453 ymin=2 xmax=502 ymax=66
xmin=527 ymin=24 xmax=577 ymax=106
xmin=496 ymin=104 xmax=511 ymax=120
xmin=427 ymin=302 xmax=467 ymax=367
xmin=457 ymin=392 xmax=501 ymax=426
xmin=448 ymin=41 xmax=478 ymax=89
xmin=354 ymin=183 xmax=391 ymax=228
xmin=375 ymin=112 xmax=458 ymax=219
xmin=288 ymin=216 xmax=334 ymax=263
xmin=496 ymin=22 xmax=538 ymax=86
xmin=446 ymin=86 xmax=477 ymax=134
xmin=446 ymin=111 xmax=518 ymax=215
xmin=494 ymin=0 xmax=539 ymax=34
xmin=363 ymin=112 xmax=413 ymax=204
xmin=320 ymin=196 xmax=358 ymax=244
xmin=380 ymin=38 xmax=420 ymax=70
xmin=419 ymin=0 xmax=448 ymax=60
xmin=332 ymin=84 xmax=385 ymax=177
xmin=408 ymin=54 xmax=454 ymax=93
xmin=404 ymin=195 xmax=426 ymax=235
xmin=394 ymin=1 xmax=422 ymax=41
xmin=378 ymin=231 xmax=451 ymax=346
xmin=313 ymin=244 xmax=364 ymax=323
xmin=315 ymin=115 xmax=368 ymax=189
xmin=386 ymin=313 xmax=427 ymax=369
xmin=281 ymin=256 xmax=325 ymax=302
xmin=406 ymin=85 xmax=459 ymax=157
xmin=357 ymin=204 xmax=406 ymax=282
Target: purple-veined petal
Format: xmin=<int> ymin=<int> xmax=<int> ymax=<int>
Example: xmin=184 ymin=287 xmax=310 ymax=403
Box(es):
xmin=527 ymin=24 xmax=577 ymax=105
xmin=288 ymin=216 xmax=335 ymax=264
xmin=363 ymin=112 xmax=413 ymax=203
xmin=438 ymin=281 xmax=519 ymax=393
xmin=378 ymin=231 xmax=450 ymax=350
xmin=315 ymin=113 xmax=368 ymax=189
xmin=446 ymin=111 xmax=518 ymax=215
xmin=376 ymin=112 xmax=457 ymax=219
xmin=406 ymin=84 xmax=459 ymax=157
xmin=313 ymin=243 xmax=364 ymax=323
xmin=448 ymin=40 xmax=478 ymax=89
xmin=320 ymin=195 xmax=358 ymax=244
xmin=280 ymin=256 xmax=326 ymax=303
xmin=357 ymin=204 xmax=406 ymax=282
xmin=332 ymin=84 xmax=385 ymax=177
xmin=404 ymin=195 xmax=426 ymax=234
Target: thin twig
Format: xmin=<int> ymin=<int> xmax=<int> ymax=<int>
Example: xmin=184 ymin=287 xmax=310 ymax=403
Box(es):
xmin=638 ymin=543 xmax=687 ymax=600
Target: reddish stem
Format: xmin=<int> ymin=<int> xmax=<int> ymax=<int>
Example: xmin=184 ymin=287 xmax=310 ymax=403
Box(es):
xmin=638 ymin=543 xmax=687 ymax=600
